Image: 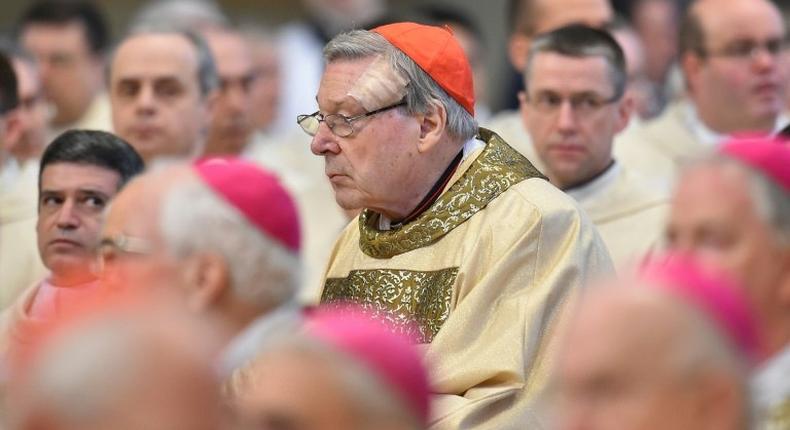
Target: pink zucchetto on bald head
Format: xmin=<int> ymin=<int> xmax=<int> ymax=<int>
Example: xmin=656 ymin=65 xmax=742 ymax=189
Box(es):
xmin=193 ymin=157 xmax=300 ymax=253
xmin=305 ymin=306 xmax=431 ymax=426
xmin=638 ymin=253 xmax=764 ymax=364
xmin=719 ymin=136 xmax=790 ymax=193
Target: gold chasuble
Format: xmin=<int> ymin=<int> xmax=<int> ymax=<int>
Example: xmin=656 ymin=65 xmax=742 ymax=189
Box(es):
xmin=320 ymin=129 xmax=613 ymax=429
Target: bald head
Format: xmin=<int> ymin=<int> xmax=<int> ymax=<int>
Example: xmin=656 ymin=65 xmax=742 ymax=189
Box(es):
xmin=7 ymin=300 xmax=225 ymax=430
xmin=556 ymin=281 xmax=751 ymax=430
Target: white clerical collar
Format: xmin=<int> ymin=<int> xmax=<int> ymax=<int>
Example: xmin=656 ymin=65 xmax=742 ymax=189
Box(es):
xmin=378 ymin=137 xmax=483 ymax=231
xmin=684 ymin=103 xmax=790 ymax=147
xmin=566 ymin=161 xmax=621 ymax=202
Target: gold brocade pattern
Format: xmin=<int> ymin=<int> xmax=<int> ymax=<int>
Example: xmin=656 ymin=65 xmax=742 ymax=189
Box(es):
xmin=321 ymin=267 xmax=459 ymax=343
xmin=358 ymin=128 xmax=546 ymax=258
xmin=765 ymin=400 xmax=790 ymax=430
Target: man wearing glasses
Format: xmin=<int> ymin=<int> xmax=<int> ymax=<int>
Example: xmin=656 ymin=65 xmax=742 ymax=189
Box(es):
xmin=0 ymin=129 xmax=143 ymax=347
xmin=304 ymin=22 xmax=612 ymax=429
xmin=519 ymin=25 xmax=668 ymax=266
xmin=627 ymin=0 xmax=788 ymax=167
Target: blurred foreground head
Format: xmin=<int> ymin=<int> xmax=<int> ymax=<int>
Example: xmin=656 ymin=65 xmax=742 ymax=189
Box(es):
xmin=666 ymin=136 xmax=790 ymax=355
xmin=228 ymin=307 xmax=430 ymax=430
xmin=7 ymin=290 xmax=227 ymax=430
xmin=556 ymin=254 xmax=759 ymax=430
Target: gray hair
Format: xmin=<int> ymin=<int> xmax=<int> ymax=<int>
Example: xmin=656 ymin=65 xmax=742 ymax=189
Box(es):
xmin=160 ymin=178 xmax=301 ymax=311
xmin=228 ymin=333 xmax=422 ymax=430
xmin=524 ymin=24 xmax=627 ymax=101
xmin=107 ymin=29 xmax=219 ymax=98
xmin=324 ymin=29 xmax=478 ymax=142
xmin=129 ymin=0 xmax=229 ymax=34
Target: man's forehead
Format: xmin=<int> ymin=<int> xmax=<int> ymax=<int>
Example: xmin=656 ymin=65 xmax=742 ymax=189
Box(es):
xmin=22 ymin=20 xmax=90 ymax=48
xmin=694 ymin=0 xmax=784 ymax=43
xmin=533 ymin=0 xmax=613 ymax=34
xmin=41 ymin=162 xmax=120 ymax=189
xmin=113 ymin=33 xmax=199 ymax=76
xmin=317 ymin=58 xmax=378 ymax=110
xmin=529 ymin=53 xmax=613 ymax=91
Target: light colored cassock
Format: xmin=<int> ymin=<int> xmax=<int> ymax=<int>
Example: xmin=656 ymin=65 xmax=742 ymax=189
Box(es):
xmin=753 ymin=345 xmax=790 ymax=430
xmin=245 ymin=131 xmax=351 ymax=302
xmin=621 ymin=99 xmax=790 ymax=171
xmin=485 ymin=110 xmax=676 ymax=188
xmin=0 ymin=160 xmax=46 ymax=309
xmin=566 ymin=163 xmax=669 ymax=268
xmin=319 ymin=129 xmax=613 ymax=429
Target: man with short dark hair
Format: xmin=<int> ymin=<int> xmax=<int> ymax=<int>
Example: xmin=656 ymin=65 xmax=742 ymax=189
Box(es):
xmin=17 ymin=1 xmax=111 ymax=135
xmin=519 ymin=25 xmax=668 ymax=265
xmin=628 ymin=0 xmax=788 ymax=167
xmin=108 ymin=30 xmax=217 ymax=163
xmin=488 ymin=0 xmax=675 ymax=185
xmin=0 ymin=130 xmax=143 ymax=347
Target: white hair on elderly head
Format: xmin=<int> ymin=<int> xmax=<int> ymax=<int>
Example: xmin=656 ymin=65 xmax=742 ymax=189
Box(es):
xmin=227 ymin=332 xmax=422 ymax=430
xmin=160 ymin=177 xmax=302 ymax=311
xmin=324 ymin=29 xmax=478 ymax=143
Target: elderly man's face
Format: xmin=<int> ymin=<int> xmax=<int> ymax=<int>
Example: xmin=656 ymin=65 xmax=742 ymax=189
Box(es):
xmin=99 ymin=172 xmax=183 ymax=291
xmin=685 ymin=0 xmax=786 ymax=133
xmin=204 ymin=30 xmax=257 ymax=156
xmin=520 ymin=52 xmax=629 ymax=189
xmin=665 ymin=164 xmax=789 ymax=338
xmin=36 ymin=162 xmax=120 ymax=286
xmin=21 ymin=21 xmax=101 ymax=127
xmin=556 ymin=289 xmax=726 ymax=430
xmin=309 ymin=58 xmax=422 ymax=217
xmin=110 ymin=33 xmax=210 ymax=163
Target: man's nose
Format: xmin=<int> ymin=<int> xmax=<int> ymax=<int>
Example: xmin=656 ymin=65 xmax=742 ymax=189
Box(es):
xmin=310 ymin=122 xmax=341 ymax=156
xmin=55 ymin=200 xmax=80 ymax=229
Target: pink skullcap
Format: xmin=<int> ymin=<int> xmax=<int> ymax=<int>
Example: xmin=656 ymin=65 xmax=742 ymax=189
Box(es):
xmin=719 ymin=136 xmax=790 ymax=193
xmin=193 ymin=157 xmax=300 ymax=252
xmin=305 ymin=306 xmax=430 ymax=425
xmin=373 ymin=22 xmax=475 ymax=115
xmin=638 ymin=253 xmax=763 ymax=364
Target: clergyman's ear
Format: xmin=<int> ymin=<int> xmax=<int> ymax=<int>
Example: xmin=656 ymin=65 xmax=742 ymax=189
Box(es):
xmin=184 ymin=252 xmax=229 ymax=312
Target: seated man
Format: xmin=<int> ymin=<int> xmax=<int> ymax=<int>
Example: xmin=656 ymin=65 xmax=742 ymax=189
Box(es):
xmin=624 ymin=0 xmax=788 ymax=168
xmin=1 ymin=130 xmax=143 ymax=347
xmin=108 ymin=29 xmax=217 ymax=163
xmin=100 ymin=157 xmax=303 ymax=371
xmin=556 ymin=255 xmax=758 ymax=430
xmin=665 ymin=137 xmax=790 ymax=428
xmin=519 ymin=25 xmax=668 ymax=266
xmin=306 ymin=22 xmax=612 ymax=428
